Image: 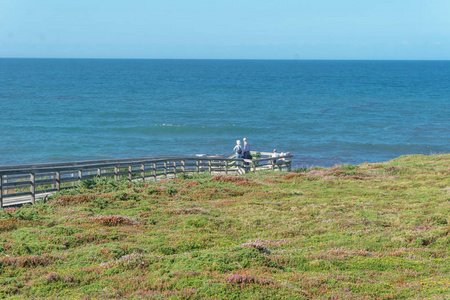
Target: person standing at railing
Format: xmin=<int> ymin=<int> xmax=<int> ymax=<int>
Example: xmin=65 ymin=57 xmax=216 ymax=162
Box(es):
xmin=242 ymin=138 xmax=251 ymax=165
xmin=233 ymin=140 xmax=243 ymax=159
xmin=272 ymin=149 xmax=280 ymax=164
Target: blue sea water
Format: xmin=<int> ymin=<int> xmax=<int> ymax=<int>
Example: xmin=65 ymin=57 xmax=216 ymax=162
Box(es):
xmin=0 ymin=59 xmax=449 ymax=167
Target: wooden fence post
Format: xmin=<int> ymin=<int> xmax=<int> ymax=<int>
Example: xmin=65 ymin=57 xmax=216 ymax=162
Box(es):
xmin=4 ymin=175 xmax=7 ymax=195
xmin=51 ymin=174 xmax=55 ymax=189
xmin=97 ymin=168 xmax=101 ymax=179
xmin=153 ymin=163 xmax=157 ymax=181
xmin=0 ymin=175 xmax=3 ymax=208
xmin=56 ymin=171 xmax=61 ymax=191
xmin=78 ymin=170 xmax=82 ymax=184
xmin=182 ymin=160 xmax=185 ymax=174
xmin=71 ymin=172 xmax=75 ymax=187
xmin=173 ymin=161 xmax=177 ymax=178
xmin=141 ymin=164 xmax=145 ymax=181
xmin=225 ymin=161 xmax=228 ymax=175
xmin=196 ymin=161 xmax=199 ymax=174
xmin=128 ymin=165 xmax=132 ymax=181
xmin=164 ymin=161 xmax=167 ymax=178
xmin=30 ymin=173 xmax=35 ymax=205
xmin=209 ymin=160 xmax=212 ymax=174
xmin=114 ymin=167 xmax=119 ymax=181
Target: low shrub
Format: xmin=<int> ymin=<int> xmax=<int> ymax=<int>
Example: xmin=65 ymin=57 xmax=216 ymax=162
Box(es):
xmin=91 ymin=215 xmax=140 ymax=226
xmin=0 ymin=254 xmax=57 ymax=268
xmin=212 ymin=175 xmax=252 ymax=183
xmin=49 ymin=193 xmax=97 ymax=206
xmin=0 ymin=218 xmax=20 ymax=232
xmin=224 ymin=273 xmax=274 ymax=286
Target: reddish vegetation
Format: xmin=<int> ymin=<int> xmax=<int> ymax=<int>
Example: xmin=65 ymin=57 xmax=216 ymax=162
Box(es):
xmin=91 ymin=215 xmax=140 ymax=226
xmin=283 ymin=173 xmax=303 ymax=180
xmin=224 ymin=273 xmax=274 ymax=286
xmin=179 ymin=180 xmax=201 ymax=194
xmin=212 ymin=175 xmax=252 ymax=183
xmin=49 ymin=193 xmax=114 ymax=206
xmin=0 ymin=218 xmax=21 ymax=232
xmin=182 ymin=180 xmax=201 ymax=188
xmin=0 ymin=254 xmax=57 ymax=268
xmin=134 ymin=288 xmax=198 ymax=298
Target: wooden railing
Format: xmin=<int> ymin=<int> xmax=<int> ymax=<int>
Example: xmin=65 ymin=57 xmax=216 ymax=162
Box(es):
xmin=0 ymin=152 xmax=292 ymax=207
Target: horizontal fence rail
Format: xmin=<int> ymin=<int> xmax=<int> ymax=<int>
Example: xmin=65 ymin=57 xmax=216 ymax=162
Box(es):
xmin=0 ymin=152 xmax=293 ymax=207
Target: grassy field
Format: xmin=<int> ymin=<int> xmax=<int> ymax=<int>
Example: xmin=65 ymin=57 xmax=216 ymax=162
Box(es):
xmin=0 ymin=154 xmax=449 ymax=299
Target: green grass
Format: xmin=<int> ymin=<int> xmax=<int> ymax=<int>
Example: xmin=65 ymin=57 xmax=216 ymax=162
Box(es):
xmin=1 ymin=154 xmax=449 ymax=299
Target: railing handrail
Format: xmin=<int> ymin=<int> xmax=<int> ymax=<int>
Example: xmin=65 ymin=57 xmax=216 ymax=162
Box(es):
xmin=0 ymin=156 xmax=237 ymax=175
xmin=0 ymin=155 xmax=293 ymax=175
xmin=0 ymin=152 xmax=293 ymax=207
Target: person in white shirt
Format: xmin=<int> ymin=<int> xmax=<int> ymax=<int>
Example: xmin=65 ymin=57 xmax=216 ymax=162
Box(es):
xmin=233 ymin=140 xmax=242 ymax=159
xmin=272 ymin=149 xmax=280 ymax=163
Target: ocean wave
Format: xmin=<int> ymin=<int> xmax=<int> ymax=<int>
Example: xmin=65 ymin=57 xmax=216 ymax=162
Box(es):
xmin=105 ymin=124 xmax=258 ymax=136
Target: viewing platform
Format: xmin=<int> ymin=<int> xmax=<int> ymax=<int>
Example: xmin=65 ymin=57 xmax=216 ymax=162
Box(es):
xmin=0 ymin=151 xmax=293 ymax=208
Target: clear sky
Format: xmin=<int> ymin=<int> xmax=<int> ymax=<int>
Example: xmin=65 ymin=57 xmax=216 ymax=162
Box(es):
xmin=1 ymin=0 xmax=449 ymax=60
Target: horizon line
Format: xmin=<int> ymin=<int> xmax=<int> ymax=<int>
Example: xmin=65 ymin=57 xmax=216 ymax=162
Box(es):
xmin=1 ymin=57 xmax=449 ymax=62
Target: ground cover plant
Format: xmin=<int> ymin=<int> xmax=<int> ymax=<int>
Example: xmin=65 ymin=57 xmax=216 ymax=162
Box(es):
xmin=0 ymin=154 xmax=449 ymax=299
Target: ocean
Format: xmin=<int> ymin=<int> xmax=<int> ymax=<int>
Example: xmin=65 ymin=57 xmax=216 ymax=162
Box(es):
xmin=0 ymin=59 xmax=448 ymax=167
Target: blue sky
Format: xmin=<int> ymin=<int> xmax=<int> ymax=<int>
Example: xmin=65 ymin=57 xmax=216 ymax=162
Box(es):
xmin=1 ymin=0 xmax=449 ymax=59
